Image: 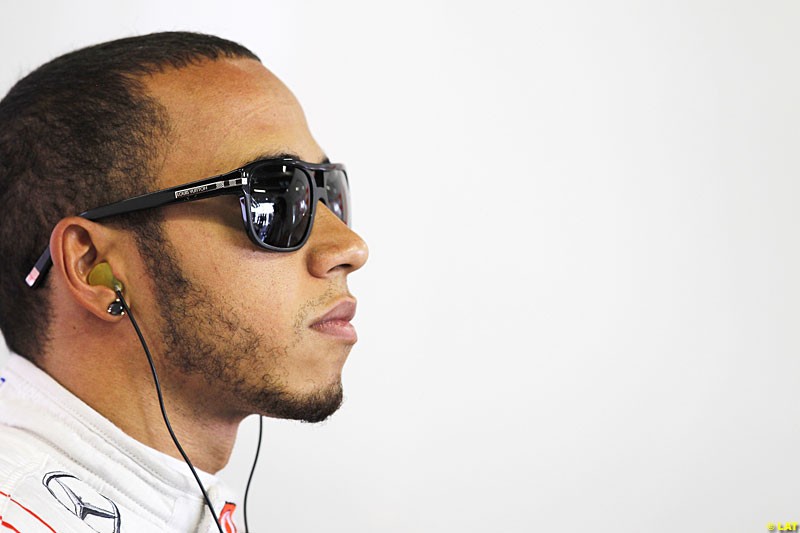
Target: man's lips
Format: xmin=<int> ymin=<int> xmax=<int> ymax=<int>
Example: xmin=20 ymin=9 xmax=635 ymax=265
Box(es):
xmin=310 ymin=299 xmax=357 ymax=342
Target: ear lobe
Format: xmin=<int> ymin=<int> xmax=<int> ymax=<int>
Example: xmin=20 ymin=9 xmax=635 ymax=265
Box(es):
xmin=49 ymin=217 xmax=128 ymax=322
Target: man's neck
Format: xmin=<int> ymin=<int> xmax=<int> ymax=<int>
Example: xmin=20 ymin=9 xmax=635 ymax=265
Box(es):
xmin=41 ymin=318 xmax=242 ymax=474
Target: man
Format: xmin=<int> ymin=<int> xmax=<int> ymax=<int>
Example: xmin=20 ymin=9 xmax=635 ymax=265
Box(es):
xmin=0 ymin=32 xmax=368 ymax=532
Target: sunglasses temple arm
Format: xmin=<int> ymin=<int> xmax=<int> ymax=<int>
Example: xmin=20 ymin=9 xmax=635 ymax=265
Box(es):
xmin=25 ymin=248 xmax=52 ymax=289
xmin=23 ymin=175 xmax=249 ymax=290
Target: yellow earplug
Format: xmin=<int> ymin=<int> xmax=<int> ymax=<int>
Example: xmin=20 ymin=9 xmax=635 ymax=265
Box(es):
xmin=88 ymin=262 xmax=124 ymax=293
xmin=89 ymin=262 xmax=127 ymax=316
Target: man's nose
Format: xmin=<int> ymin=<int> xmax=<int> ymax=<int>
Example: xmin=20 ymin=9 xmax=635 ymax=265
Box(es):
xmin=305 ymin=201 xmax=369 ymax=278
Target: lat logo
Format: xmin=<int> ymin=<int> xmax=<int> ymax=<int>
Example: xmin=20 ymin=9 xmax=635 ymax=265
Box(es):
xmin=768 ymin=524 xmax=799 ymax=531
xmin=42 ymin=471 xmax=121 ymax=533
xmin=220 ymin=502 xmax=238 ymax=533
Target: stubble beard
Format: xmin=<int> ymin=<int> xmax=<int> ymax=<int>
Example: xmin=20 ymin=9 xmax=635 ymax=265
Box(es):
xmin=134 ymin=222 xmax=344 ymax=423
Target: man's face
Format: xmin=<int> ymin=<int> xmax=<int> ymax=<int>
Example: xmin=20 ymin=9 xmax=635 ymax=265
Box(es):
xmin=136 ymin=58 xmax=368 ymax=422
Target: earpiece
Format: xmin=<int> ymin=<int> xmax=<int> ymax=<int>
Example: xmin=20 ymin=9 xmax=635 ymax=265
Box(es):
xmin=88 ymin=262 xmax=124 ymax=292
xmin=88 ymin=262 xmax=125 ymax=315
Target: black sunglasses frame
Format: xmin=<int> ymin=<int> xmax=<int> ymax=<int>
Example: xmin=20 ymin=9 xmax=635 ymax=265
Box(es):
xmin=25 ymin=157 xmax=349 ymax=289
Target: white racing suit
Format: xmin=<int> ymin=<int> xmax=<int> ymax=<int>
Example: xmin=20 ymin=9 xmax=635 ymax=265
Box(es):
xmin=0 ymin=353 xmax=240 ymax=532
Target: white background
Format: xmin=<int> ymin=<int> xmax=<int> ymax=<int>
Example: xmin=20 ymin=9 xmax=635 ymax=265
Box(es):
xmin=2 ymin=1 xmax=799 ymax=532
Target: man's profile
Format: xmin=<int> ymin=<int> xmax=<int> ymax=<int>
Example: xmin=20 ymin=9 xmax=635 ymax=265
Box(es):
xmin=0 ymin=31 xmax=368 ymax=532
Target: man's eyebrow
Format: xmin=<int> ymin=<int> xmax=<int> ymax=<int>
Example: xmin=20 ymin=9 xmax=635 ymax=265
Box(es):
xmin=240 ymin=152 xmax=331 ymax=167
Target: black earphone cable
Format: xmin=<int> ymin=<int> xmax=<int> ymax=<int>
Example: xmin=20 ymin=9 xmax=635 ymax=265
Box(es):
xmin=243 ymin=416 xmax=263 ymax=533
xmin=116 ymin=289 xmax=225 ymax=533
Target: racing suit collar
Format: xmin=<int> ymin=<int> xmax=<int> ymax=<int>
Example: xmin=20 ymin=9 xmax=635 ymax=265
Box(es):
xmin=0 ymin=352 xmax=239 ymax=530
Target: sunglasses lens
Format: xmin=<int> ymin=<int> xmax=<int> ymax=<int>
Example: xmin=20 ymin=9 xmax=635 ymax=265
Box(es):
xmin=248 ymin=165 xmax=311 ymax=248
xmin=325 ymin=169 xmax=351 ymax=226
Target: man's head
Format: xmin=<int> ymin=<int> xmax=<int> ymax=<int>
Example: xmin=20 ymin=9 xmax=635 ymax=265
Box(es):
xmin=0 ymin=32 xmax=368 ymax=423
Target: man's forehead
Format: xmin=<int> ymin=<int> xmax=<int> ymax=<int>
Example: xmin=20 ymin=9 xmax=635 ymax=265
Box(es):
xmin=143 ymin=57 xmax=324 ymax=187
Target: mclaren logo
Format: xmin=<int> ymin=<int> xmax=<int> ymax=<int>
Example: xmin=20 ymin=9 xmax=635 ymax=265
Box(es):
xmin=43 ymin=472 xmax=121 ymax=533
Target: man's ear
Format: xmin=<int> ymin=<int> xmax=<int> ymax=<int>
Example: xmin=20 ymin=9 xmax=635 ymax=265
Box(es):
xmin=49 ymin=217 xmax=129 ymax=322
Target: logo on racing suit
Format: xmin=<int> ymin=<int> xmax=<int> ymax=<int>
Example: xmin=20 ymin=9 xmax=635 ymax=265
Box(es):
xmin=220 ymin=502 xmax=238 ymax=533
xmin=42 ymin=471 xmax=121 ymax=533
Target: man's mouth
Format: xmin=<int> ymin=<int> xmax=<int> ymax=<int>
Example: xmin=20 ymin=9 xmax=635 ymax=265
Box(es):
xmin=310 ymin=299 xmax=357 ymax=342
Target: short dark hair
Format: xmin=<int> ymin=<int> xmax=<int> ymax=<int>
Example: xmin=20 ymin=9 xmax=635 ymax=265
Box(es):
xmin=0 ymin=32 xmax=259 ymax=361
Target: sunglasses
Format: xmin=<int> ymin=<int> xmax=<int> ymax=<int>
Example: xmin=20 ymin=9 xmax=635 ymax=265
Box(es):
xmin=25 ymin=157 xmax=351 ymax=289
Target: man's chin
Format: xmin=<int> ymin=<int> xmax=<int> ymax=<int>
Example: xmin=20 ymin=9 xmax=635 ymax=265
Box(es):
xmin=256 ymin=381 xmax=344 ymax=423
